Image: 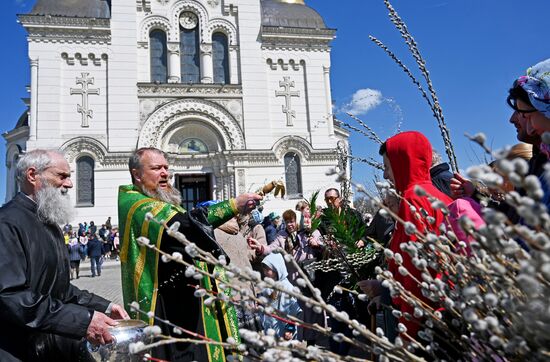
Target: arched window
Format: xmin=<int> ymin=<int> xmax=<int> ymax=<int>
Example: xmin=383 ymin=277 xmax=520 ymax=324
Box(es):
xmin=150 ymin=29 xmax=168 ymax=83
xmin=77 ymin=156 xmax=95 ymax=206
xmin=284 ymin=152 xmax=303 ymax=198
xmin=180 ymin=14 xmax=200 ymax=83
xmin=212 ymin=32 xmax=229 ymax=84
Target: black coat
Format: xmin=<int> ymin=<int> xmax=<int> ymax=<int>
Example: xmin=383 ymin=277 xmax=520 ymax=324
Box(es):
xmin=151 ymin=208 xmax=230 ymax=361
xmin=0 ymin=193 xmax=110 ymax=361
xmin=364 ymin=209 xmax=395 ymax=247
xmin=87 ymin=237 xmax=103 ymax=257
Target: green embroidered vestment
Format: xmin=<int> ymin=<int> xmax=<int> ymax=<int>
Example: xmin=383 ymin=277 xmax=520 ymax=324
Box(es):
xmin=117 ymin=185 xmax=241 ymax=361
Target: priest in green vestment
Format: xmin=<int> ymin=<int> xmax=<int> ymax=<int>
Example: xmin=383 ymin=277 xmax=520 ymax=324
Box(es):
xmin=118 ymin=147 xmax=261 ymax=362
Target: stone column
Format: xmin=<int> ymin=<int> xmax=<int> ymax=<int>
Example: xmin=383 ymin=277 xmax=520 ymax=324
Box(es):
xmin=229 ymin=45 xmax=239 ymax=84
xmin=227 ymin=168 xmax=236 ymax=197
xmin=212 ymin=179 xmax=219 ymax=200
xmin=200 ymin=43 xmax=213 ymax=84
xmin=30 ymin=58 xmax=39 ymax=141
xmin=218 ymin=170 xmax=228 ymax=199
xmin=167 ymin=43 xmax=180 ymax=83
xmin=323 ymin=66 xmax=335 ymax=136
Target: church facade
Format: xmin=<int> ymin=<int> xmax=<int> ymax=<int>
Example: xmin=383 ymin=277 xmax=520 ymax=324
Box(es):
xmin=4 ymin=0 xmax=348 ymax=224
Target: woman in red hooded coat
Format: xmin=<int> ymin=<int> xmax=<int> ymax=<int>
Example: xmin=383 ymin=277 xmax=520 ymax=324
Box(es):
xmin=360 ymin=131 xmax=453 ymax=338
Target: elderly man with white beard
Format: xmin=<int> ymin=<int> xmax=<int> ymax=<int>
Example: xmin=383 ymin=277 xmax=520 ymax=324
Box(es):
xmin=0 ymin=149 xmax=129 ymax=362
xmin=118 ymin=147 xmax=262 ymax=362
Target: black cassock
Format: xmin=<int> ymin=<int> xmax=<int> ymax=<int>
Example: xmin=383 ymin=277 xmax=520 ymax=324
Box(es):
xmin=151 ymin=208 xmax=232 ymax=362
xmin=0 ymin=193 xmax=110 ymax=361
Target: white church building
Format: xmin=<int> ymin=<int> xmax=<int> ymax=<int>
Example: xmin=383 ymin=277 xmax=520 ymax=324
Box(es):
xmin=4 ymin=0 xmax=348 ymax=225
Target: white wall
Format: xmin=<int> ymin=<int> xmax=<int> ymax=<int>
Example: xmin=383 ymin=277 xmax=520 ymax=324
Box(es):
xmin=69 ymin=169 xmax=130 ymax=226
xmin=237 ymin=0 xmax=274 ymax=149
xmin=107 ymin=0 xmax=140 ymax=152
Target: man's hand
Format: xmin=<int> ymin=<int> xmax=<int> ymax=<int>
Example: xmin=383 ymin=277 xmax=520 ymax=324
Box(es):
xmin=355 ymin=240 xmax=365 ymax=248
xmin=109 ymin=304 xmax=130 ymax=320
xmin=235 ymin=193 xmax=263 ymax=214
xmin=247 ymin=237 xmax=265 ymax=255
xmin=358 ymin=280 xmax=385 ymax=313
xmin=86 ymin=311 xmax=118 ymax=345
xmin=450 ymin=173 xmax=475 ymax=199
xmin=357 ymin=279 xmax=383 ymax=299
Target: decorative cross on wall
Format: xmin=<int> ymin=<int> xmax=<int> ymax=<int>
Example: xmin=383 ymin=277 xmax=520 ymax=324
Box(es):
xmin=70 ymin=72 xmax=100 ymax=127
xmin=275 ymin=76 xmax=300 ymax=126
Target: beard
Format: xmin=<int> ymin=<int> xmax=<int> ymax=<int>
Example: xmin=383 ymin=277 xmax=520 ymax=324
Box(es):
xmin=141 ymin=184 xmax=182 ymax=206
xmin=35 ymin=183 xmax=75 ymax=225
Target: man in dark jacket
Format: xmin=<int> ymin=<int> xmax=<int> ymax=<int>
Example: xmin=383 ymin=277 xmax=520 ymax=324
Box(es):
xmin=0 ymin=149 xmax=129 ymax=361
xmin=87 ymin=234 xmax=104 ymax=277
xmin=318 ymin=188 xmax=367 ymax=354
xmin=364 ymin=191 xmax=398 ymax=247
xmin=98 ymin=224 xmax=109 ymax=241
xmin=89 ymin=221 xmax=97 ymax=235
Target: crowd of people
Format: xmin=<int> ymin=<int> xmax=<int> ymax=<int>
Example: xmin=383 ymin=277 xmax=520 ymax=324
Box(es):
xmin=177 ymin=57 xmax=550 ymax=358
xmin=0 ymin=58 xmax=548 ymax=361
xmin=63 ymin=219 xmax=120 ymax=279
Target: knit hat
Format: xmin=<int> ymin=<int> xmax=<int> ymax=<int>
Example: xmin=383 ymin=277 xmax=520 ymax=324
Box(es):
xmin=268 ymin=212 xmax=280 ymax=221
xmin=514 ymin=58 xmax=550 ymax=117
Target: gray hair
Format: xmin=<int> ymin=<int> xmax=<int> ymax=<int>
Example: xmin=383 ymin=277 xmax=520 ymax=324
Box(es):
xmin=128 ymin=147 xmax=168 ymax=183
xmin=431 ymin=149 xmax=443 ymax=167
xmin=16 ymin=149 xmax=65 ymax=183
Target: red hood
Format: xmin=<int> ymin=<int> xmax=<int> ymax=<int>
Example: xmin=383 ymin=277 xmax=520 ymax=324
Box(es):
xmin=386 ymin=131 xmax=433 ymax=193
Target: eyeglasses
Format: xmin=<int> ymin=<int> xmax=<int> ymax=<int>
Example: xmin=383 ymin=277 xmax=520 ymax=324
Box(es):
xmin=507 ymin=95 xmax=538 ymax=115
xmin=325 ymin=196 xmax=339 ymax=202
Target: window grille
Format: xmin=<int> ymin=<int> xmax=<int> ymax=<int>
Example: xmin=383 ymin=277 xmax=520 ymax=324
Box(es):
xmin=212 ymin=32 xmax=229 ymax=84
xmin=284 ymin=152 xmax=303 ymax=198
xmin=180 ymin=26 xmax=200 ymax=83
xmin=150 ymin=30 xmax=168 ymax=83
xmin=77 ymin=156 xmax=95 ymax=206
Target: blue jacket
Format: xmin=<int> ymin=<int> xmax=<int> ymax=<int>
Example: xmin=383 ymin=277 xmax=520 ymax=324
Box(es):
xmin=264 ymin=224 xmax=278 ymax=245
xmin=67 ymin=242 xmax=82 ymax=262
xmin=87 ymin=238 xmax=103 ymax=257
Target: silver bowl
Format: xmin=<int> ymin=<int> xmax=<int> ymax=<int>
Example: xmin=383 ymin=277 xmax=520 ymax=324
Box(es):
xmin=85 ymin=319 xmax=152 ymax=362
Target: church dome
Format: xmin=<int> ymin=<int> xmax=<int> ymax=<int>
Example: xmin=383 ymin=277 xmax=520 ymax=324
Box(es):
xmin=30 ymin=0 xmax=111 ymax=19
xmin=261 ymin=0 xmax=327 ymax=29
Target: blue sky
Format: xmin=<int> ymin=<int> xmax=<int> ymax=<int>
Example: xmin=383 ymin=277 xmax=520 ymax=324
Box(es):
xmin=1 ymin=0 xmax=549 ymax=202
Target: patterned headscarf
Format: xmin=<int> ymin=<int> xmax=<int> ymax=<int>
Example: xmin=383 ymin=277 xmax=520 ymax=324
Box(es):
xmin=515 ymin=58 xmax=550 ymax=118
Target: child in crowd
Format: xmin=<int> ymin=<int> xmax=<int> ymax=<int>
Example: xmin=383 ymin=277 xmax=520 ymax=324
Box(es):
xmin=259 ymin=253 xmax=302 ymax=340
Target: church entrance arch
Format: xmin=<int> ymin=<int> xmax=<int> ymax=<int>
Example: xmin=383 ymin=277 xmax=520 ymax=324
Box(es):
xmin=137 ymin=98 xmax=245 ymax=150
